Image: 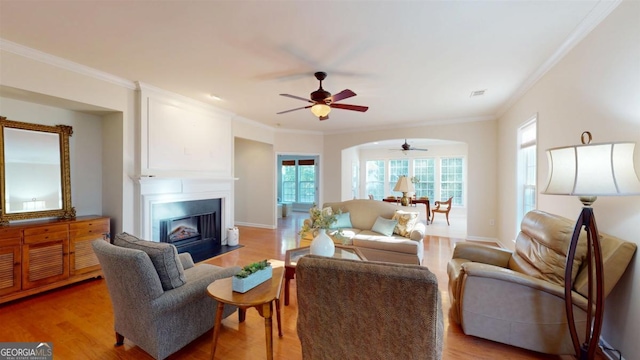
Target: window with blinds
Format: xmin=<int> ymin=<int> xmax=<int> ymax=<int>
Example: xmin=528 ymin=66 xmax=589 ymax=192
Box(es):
xmin=281 ymin=159 xmax=316 ymax=203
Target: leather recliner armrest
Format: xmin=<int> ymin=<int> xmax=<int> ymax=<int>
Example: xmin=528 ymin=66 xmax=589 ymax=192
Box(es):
xmin=461 ymin=262 xmax=588 ymax=310
xmin=452 ymin=242 xmax=512 ymax=268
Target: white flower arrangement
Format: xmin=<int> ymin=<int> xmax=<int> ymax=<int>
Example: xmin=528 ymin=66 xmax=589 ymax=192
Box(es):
xmin=299 ymin=206 xmax=345 ymax=239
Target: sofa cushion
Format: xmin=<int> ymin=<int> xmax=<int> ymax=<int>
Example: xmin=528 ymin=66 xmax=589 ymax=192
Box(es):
xmin=392 ymin=210 xmax=419 ymax=238
xmin=371 ymin=216 xmax=398 ymax=236
xmin=330 ymin=212 xmax=353 ymax=229
xmin=113 ymin=232 xmax=187 ymax=290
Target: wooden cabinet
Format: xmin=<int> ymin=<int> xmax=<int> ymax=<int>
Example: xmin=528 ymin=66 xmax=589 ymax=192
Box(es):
xmin=0 ymin=228 xmax=21 ymax=297
xmin=22 ymin=223 xmax=70 ymax=290
xmin=0 ymin=216 xmax=110 ymax=304
xmin=69 ymin=218 xmax=110 ymax=275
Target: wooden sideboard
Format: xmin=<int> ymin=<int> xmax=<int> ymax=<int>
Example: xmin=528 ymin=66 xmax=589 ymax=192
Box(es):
xmin=0 ymin=215 xmax=110 ymax=304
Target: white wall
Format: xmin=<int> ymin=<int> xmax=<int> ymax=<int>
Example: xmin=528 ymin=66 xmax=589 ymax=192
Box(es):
xmin=497 ymin=1 xmax=640 ymax=356
xmin=0 ymin=48 xmax=136 ymax=233
xmin=341 ymin=146 xmax=359 ymax=200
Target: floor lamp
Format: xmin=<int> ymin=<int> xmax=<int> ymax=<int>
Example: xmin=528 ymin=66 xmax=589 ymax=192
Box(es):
xmin=543 ymin=132 xmax=640 ymax=360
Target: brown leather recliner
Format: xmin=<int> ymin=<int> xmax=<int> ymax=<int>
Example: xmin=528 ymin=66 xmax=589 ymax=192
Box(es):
xmin=447 ymin=210 xmax=636 ymax=355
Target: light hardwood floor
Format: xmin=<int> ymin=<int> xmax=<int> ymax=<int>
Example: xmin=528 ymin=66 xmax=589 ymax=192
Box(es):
xmin=0 ymin=212 xmax=603 ymax=359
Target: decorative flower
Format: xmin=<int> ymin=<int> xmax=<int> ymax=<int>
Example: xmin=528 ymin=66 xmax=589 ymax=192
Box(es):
xmin=298 ymin=206 xmax=339 ymax=238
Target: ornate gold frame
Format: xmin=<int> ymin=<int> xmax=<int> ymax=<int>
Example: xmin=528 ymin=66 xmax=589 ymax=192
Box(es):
xmin=0 ymin=116 xmax=75 ymax=225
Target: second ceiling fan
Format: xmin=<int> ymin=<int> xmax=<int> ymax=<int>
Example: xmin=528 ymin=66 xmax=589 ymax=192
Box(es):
xmin=277 ymin=71 xmax=369 ymax=120
xmin=390 ymin=139 xmax=429 ymax=152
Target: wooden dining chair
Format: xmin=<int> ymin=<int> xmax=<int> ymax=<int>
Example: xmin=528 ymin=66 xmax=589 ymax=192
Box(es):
xmin=431 ymin=196 xmax=453 ymax=225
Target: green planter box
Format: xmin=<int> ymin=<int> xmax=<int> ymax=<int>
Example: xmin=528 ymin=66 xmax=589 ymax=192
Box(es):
xmin=232 ymin=266 xmax=272 ymax=293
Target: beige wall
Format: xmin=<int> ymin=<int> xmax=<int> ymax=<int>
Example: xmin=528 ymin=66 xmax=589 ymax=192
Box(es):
xmin=323 ymin=120 xmax=498 ymax=240
xmin=0 ymin=97 xmax=104 ymax=216
xmin=497 ymin=1 xmax=640 ymax=355
xmin=233 ymin=137 xmax=275 ymax=228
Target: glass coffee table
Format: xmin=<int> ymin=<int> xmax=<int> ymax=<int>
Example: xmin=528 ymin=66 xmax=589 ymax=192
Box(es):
xmin=284 ymin=245 xmax=367 ymax=305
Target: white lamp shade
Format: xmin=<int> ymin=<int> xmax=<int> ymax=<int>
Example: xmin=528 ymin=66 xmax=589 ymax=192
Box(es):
xmin=393 ymin=176 xmax=415 ymax=192
xmin=544 ymin=142 xmax=640 ymax=196
xmin=311 ymin=104 xmax=331 ymax=117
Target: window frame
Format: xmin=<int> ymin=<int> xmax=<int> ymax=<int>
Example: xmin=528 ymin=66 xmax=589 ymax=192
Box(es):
xmin=516 ymin=116 xmax=537 ymax=235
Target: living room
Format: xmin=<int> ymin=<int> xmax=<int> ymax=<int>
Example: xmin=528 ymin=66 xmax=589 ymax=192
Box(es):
xmin=0 ymin=1 xmax=639 ymax=359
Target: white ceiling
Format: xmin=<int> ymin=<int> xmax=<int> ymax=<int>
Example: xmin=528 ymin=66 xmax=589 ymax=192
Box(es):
xmin=0 ymin=0 xmax=617 ymax=134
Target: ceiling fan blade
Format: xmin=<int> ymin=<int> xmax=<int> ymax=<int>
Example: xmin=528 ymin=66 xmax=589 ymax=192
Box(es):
xmin=277 ymin=105 xmax=312 ymax=114
xmin=330 ymin=89 xmax=356 ymax=103
xmin=319 ymin=115 xmax=329 ymax=121
xmin=330 ymin=103 xmax=369 ymax=112
xmin=411 ymin=148 xmax=429 ymax=151
xmin=280 ymin=94 xmax=314 ymax=103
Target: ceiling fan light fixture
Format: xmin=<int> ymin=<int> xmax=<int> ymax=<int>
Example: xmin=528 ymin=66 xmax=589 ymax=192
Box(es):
xmin=311 ymin=103 xmax=331 ymax=117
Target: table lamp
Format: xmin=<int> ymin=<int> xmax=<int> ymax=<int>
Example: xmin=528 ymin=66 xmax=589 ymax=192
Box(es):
xmin=543 ymin=131 xmax=640 ymax=360
xmin=393 ymin=176 xmax=415 ymax=206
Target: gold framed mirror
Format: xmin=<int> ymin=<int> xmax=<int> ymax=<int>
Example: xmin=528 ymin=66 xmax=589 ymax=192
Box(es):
xmin=0 ymin=116 xmax=75 ymax=225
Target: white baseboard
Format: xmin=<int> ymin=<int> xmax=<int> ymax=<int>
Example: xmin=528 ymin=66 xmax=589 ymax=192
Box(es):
xmin=234 ymin=221 xmax=276 ymax=229
xmin=465 ymin=235 xmax=499 ymax=243
xmin=600 ymin=338 xmax=624 ymax=360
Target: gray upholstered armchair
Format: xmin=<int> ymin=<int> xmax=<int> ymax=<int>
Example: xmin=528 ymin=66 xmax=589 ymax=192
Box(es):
xmin=92 ymin=235 xmax=240 ymax=360
xmin=447 ymin=210 xmax=636 ymax=355
xmin=296 ymin=255 xmax=444 ymax=360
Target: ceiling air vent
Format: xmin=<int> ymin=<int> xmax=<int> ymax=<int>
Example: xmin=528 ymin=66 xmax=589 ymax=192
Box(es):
xmin=470 ymin=89 xmax=487 ymax=97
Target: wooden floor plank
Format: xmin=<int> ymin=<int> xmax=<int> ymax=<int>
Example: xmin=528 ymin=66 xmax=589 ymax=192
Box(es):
xmin=0 ymin=212 xmax=602 ymax=359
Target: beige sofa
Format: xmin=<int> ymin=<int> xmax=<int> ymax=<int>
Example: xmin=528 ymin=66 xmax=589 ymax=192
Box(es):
xmin=447 ymin=210 xmax=637 ymax=355
xmin=300 ymin=199 xmax=426 ymax=264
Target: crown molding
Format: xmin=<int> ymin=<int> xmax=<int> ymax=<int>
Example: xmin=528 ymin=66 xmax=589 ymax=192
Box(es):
xmin=496 ymin=0 xmax=622 ymax=117
xmin=0 ymin=38 xmax=136 ymax=90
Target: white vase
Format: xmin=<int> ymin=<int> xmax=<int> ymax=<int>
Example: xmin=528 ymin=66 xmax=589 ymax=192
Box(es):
xmin=310 ymin=229 xmax=335 ymax=257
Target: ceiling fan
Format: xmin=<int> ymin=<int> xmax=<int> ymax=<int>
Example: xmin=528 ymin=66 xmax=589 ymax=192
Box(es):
xmin=277 ymin=71 xmax=369 ymax=121
xmin=390 ymin=139 xmax=429 ymax=152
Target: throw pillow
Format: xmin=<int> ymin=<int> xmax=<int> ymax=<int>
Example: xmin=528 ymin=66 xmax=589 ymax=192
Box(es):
xmin=392 ymin=210 xmax=420 ymax=238
xmin=330 ymin=212 xmax=353 ymax=229
xmin=371 ymin=216 xmax=398 ymax=237
xmin=113 ymin=232 xmax=187 ymax=290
